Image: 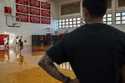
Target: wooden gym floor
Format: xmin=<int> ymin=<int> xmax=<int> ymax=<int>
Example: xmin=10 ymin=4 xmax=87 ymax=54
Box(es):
xmin=0 ymin=46 xmax=75 ymax=83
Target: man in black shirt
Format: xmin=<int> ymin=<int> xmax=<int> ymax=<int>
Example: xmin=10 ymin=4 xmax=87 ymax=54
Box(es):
xmin=39 ymin=0 xmax=125 ymax=83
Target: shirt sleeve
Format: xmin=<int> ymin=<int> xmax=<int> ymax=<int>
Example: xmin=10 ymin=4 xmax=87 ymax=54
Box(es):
xmin=46 ymin=40 xmax=69 ymax=65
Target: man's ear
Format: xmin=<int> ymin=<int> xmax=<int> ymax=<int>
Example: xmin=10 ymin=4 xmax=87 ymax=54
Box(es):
xmin=84 ymin=8 xmax=90 ymax=17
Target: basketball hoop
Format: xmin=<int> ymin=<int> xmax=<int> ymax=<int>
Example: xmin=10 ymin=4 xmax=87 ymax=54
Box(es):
xmin=4 ymin=6 xmax=21 ymax=28
xmin=5 ymin=14 xmax=21 ymax=28
xmin=5 ymin=13 xmax=21 ymax=28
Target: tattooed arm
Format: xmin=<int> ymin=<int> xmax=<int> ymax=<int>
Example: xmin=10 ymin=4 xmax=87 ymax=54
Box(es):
xmin=38 ymin=54 xmax=71 ymax=83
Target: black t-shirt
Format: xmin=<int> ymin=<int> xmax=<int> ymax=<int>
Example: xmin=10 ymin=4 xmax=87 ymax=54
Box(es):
xmin=47 ymin=23 xmax=125 ymax=83
xmin=19 ymin=39 xmax=23 ymax=49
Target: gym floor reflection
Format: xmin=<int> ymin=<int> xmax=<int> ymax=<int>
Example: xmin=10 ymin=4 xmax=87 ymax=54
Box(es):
xmin=0 ymin=47 xmax=75 ymax=83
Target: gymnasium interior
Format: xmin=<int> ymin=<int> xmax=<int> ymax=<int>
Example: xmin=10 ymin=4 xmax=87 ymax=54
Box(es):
xmin=0 ymin=0 xmax=125 ymax=83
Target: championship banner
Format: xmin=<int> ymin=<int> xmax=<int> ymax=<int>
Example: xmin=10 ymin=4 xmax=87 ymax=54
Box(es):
xmin=16 ymin=0 xmax=51 ymax=24
xmin=16 ymin=13 xmax=28 ymax=22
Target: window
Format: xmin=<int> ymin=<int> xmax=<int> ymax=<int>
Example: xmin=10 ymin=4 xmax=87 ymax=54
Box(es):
xmin=103 ymin=14 xmax=112 ymax=25
xmin=107 ymin=21 xmax=112 ymax=25
xmin=73 ymin=25 xmax=77 ymax=27
xmin=116 ymin=17 xmax=121 ymax=20
xmin=115 ymin=12 xmax=125 ymax=24
xmin=103 ymin=18 xmax=106 ymax=22
xmin=66 ymin=19 xmax=68 ymax=22
xmin=116 ymin=13 xmax=121 ymax=16
xmin=116 ymin=21 xmax=121 ymax=24
xmin=70 ymin=22 xmax=72 ymax=24
xmin=107 ymin=18 xmax=112 ymax=21
xmin=107 ymin=14 xmax=112 ymax=17
xmin=77 ymin=24 xmax=81 ymax=27
xmin=104 ymin=15 xmax=106 ymax=18
xmin=59 ymin=25 xmax=61 ymax=28
xmin=122 ymin=17 xmax=125 ymax=20
xmin=83 ymin=20 xmax=85 ymax=24
xmin=66 ymin=22 xmax=68 ymax=25
xmin=62 ymin=19 xmax=65 ymax=22
xmin=77 ymin=21 xmax=81 ymax=24
xmin=69 ymin=18 xmax=72 ymax=21
xmin=58 ymin=17 xmax=83 ymax=29
xmin=73 ymin=18 xmax=76 ymax=21
xmin=77 ymin=17 xmax=81 ymax=21
xmin=70 ymin=25 xmax=72 ymax=28
xmin=59 ymin=22 xmax=61 ymax=25
xmin=73 ymin=21 xmax=76 ymax=24
xmin=122 ymin=21 xmax=125 ymax=24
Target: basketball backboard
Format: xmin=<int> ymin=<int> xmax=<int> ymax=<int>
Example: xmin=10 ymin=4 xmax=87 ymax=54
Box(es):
xmin=5 ymin=14 xmax=21 ymax=28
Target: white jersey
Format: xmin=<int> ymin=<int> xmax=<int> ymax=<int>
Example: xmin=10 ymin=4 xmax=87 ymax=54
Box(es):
xmin=15 ymin=39 xmax=20 ymax=54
